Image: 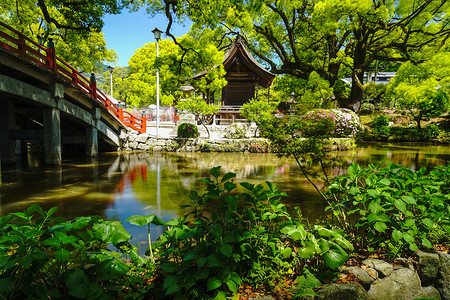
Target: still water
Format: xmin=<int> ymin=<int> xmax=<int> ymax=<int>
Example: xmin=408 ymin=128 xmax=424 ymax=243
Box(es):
xmin=0 ymin=143 xmax=449 ymax=245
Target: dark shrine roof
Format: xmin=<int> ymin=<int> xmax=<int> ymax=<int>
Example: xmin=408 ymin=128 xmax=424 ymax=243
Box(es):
xmin=192 ymin=36 xmax=275 ymax=88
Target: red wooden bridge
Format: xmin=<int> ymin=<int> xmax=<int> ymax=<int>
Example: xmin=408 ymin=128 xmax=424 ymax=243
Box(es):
xmin=0 ymin=21 xmax=147 ymax=165
xmin=0 ymin=21 xmax=146 ymax=134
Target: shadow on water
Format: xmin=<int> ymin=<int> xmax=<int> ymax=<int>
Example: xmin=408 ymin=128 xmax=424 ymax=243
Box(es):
xmin=0 ymin=142 xmax=449 ymax=246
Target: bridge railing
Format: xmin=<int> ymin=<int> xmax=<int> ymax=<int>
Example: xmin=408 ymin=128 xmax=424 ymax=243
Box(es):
xmin=0 ymin=21 xmax=146 ymax=134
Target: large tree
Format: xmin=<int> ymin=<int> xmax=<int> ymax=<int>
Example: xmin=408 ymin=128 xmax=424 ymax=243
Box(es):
xmin=125 ymin=33 xmax=226 ymax=108
xmin=147 ymin=0 xmax=450 ymax=109
xmin=0 ymin=0 xmax=137 ymax=71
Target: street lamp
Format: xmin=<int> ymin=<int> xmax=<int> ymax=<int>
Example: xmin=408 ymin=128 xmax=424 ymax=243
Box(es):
xmin=152 ymin=27 xmax=163 ymax=137
xmin=107 ymin=65 xmax=114 ymax=100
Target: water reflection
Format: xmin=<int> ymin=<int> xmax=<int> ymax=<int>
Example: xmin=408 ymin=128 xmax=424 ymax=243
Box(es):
xmin=0 ymin=143 xmax=448 ymax=238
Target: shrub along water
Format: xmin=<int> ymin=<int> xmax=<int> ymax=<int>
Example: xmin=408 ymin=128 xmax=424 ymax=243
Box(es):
xmin=325 ymin=162 xmax=450 ymax=260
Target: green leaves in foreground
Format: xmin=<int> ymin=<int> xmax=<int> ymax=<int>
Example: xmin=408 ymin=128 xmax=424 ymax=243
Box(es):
xmin=149 ymin=166 xmax=352 ymax=299
xmin=0 ymin=205 xmax=132 ymax=299
xmin=326 ymin=162 xmax=450 ymax=258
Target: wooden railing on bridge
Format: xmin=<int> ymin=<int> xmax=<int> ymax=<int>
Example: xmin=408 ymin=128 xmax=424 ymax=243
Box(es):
xmin=217 ymin=105 xmax=246 ymax=124
xmin=0 ymin=21 xmax=146 ymax=134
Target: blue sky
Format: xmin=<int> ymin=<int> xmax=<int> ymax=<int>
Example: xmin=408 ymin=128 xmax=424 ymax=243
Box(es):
xmin=102 ymin=8 xmax=192 ymax=67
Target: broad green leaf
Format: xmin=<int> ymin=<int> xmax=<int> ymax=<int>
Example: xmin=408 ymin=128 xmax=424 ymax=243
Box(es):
xmin=379 ymin=178 xmax=391 ymax=186
xmin=221 ymin=172 xmax=236 ymax=183
xmin=369 ymin=200 xmax=383 ymax=214
xmin=207 ymin=253 xmax=223 ymax=267
xmin=315 ymin=226 xmax=334 ymax=237
xmin=226 ymin=279 xmax=238 ymax=294
xmin=163 ymin=274 xmax=179 ymax=292
xmin=421 ymin=238 xmax=432 ymax=248
xmin=392 ymin=230 xmax=403 ymax=242
xmin=207 ymin=276 xmax=222 ymax=291
xmin=409 ymin=243 xmax=419 ymax=251
xmin=65 ymin=269 xmax=89 ymax=299
xmin=213 ymin=290 xmax=227 ymax=300
xmin=224 ymin=182 xmax=237 ymax=192
xmin=126 ymin=215 xmax=155 ymax=227
xmin=334 ymin=236 xmax=354 ymax=251
xmin=210 ymin=166 xmax=221 ymax=179
xmin=266 ymin=181 xmax=275 ymax=192
xmin=219 ymin=244 xmax=233 ymax=258
xmin=240 ymin=182 xmax=254 ymax=191
xmin=93 ymin=221 xmax=131 ymax=245
xmin=299 ymin=240 xmax=316 ymax=259
xmin=184 ymin=251 xmax=198 ymax=261
xmin=367 ymin=189 xmax=380 ymax=198
xmin=403 ymin=233 xmax=415 ymax=243
xmin=374 ymin=222 xmax=387 ymax=233
xmin=422 ymin=218 xmax=434 ymax=229
xmin=281 ymin=247 xmax=292 ymax=258
xmin=394 ymin=199 xmax=407 ymax=214
xmin=349 ymin=186 xmax=360 ymax=195
xmin=401 ymin=195 xmax=416 ymax=205
xmin=322 ymin=243 xmax=348 ymax=270
xmin=231 ymin=272 xmax=241 ymax=285
xmin=55 ymin=248 xmax=71 ymax=262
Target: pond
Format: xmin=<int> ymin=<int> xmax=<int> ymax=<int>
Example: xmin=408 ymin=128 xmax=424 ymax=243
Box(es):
xmin=0 ymin=143 xmax=449 ymax=246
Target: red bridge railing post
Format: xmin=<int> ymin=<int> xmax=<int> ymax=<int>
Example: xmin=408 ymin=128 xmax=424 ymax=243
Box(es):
xmin=90 ymin=73 xmax=97 ymax=100
xmin=47 ymin=38 xmax=56 ymax=73
xmin=141 ymin=117 xmax=147 ymax=133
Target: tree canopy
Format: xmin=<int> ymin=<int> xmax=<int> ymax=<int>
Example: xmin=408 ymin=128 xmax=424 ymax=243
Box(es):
xmin=388 ymin=51 xmax=450 ymax=129
xmin=124 ymin=32 xmax=226 ymax=108
xmin=0 ymin=0 xmax=137 ymax=71
xmin=147 ymin=0 xmax=450 ymax=109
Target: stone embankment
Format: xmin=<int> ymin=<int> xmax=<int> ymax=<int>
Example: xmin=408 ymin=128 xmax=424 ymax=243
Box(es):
xmin=118 ymin=132 xmax=355 ymax=153
xmin=249 ymin=250 xmax=450 ymax=300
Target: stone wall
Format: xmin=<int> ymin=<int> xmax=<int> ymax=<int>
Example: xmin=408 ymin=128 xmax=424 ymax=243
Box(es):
xmin=118 ymin=132 xmax=356 ymax=153
xmin=250 ymin=250 xmax=450 ymax=300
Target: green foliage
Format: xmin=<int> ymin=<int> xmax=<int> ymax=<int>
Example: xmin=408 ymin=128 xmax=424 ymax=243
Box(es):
xmin=240 ymin=98 xmax=275 ymax=137
xmin=360 ymin=102 xmax=375 ymax=115
xmin=325 ymin=162 xmax=450 ymax=259
xmin=176 ymin=97 xmax=220 ymax=138
xmin=151 ymin=167 xmax=353 ymax=299
xmin=371 ymin=115 xmax=391 ymax=139
xmin=0 ymin=204 xmax=133 ymax=299
xmin=388 ymin=52 xmax=450 ymax=129
xmin=177 ymin=123 xmax=199 ymax=138
xmin=0 ymin=0 xmax=121 ymax=72
xmin=151 ymin=0 xmax=450 ymax=107
xmin=364 ymin=82 xmax=387 ymax=105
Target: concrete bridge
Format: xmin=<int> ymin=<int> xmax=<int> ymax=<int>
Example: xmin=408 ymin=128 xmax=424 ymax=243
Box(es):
xmin=0 ymin=21 xmax=146 ymax=165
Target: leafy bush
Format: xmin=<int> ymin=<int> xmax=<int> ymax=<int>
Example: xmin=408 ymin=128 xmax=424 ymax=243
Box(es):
xmin=177 ymin=122 xmax=199 ymax=138
xmin=152 ymin=167 xmax=353 ymax=299
xmin=223 ymin=123 xmax=250 ymax=139
xmin=360 ymin=102 xmax=375 ymax=115
xmin=240 ymin=98 xmax=275 ymax=137
xmin=325 ymin=162 xmax=450 ymax=259
xmin=371 ymin=115 xmax=391 ymax=139
xmin=0 ymin=205 xmax=142 ymax=299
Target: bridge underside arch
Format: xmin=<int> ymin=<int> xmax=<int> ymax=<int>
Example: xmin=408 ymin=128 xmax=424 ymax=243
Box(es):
xmin=0 ymin=74 xmax=123 ymax=165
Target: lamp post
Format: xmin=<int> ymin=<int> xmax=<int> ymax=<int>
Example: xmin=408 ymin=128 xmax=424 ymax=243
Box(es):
xmin=107 ymin=65 xmax=114 ymax=100
xmin=152 ymin=27 xmax=163 ymax=137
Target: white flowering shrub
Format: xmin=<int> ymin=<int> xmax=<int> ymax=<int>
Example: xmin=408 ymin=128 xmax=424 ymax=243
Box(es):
xmin=301 ymin=108 xmax=360 ymax=138
xmin=223 ymin=123 xmax=251 ymax=139
xmin=330 ymin=108 xmax=360 ymax=137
